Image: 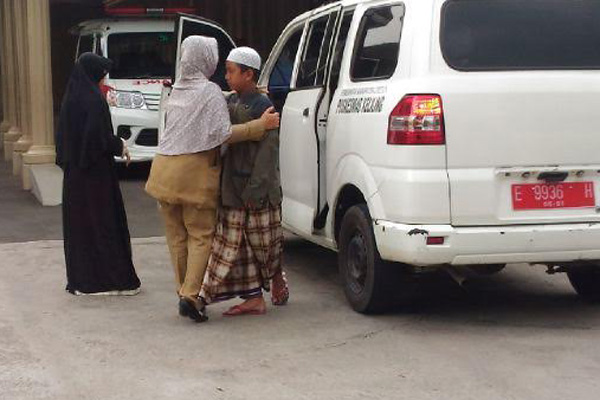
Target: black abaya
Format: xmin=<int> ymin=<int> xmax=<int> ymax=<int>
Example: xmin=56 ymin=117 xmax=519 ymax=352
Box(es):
xmin=56 ymin=53 xmax=140 ymax=294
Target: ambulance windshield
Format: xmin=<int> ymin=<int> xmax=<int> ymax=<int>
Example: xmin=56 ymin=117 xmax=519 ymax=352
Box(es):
xmin=108 ymin=32 xmax=175 ymax=79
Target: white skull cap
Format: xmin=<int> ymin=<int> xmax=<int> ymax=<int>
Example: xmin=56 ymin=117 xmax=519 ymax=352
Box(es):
xmin=227 ymin=47 xmax=262 ymax=70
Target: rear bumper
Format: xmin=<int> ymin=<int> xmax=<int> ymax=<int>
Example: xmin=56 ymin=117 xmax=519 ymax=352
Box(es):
xmin=373 ymin=220 xmax=600 ymax=266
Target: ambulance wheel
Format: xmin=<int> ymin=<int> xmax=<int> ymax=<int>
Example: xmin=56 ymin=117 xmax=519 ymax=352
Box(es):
xmin=567 ymin=263 xmax=600 ymax=303
xmin=338 ymin=204 xmax=395 ymax=314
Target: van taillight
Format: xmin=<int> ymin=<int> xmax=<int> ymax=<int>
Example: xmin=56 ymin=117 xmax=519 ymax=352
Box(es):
xmin=388 ymin=95 xmax=445 ymax=145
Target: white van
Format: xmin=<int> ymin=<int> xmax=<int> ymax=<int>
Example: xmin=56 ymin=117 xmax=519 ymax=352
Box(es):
xmin=72 ymin=15 xmax=235 ymax=162
xmin=165 ymin=1 xmax=600 ymax=313
xmin=258 ymin=0 xmax=600 ymax=313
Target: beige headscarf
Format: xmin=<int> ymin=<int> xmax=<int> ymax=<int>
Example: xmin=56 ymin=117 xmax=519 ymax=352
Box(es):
xmin=158 ymin=36 xmax=231 ymax=155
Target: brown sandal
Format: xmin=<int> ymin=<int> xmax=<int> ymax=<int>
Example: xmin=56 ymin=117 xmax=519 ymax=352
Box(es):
xmin=223 ymin=304 xmax=266 ymax=317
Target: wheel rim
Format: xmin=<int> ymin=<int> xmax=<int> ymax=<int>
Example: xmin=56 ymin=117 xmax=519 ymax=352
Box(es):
xmin=347 ymin=230 xmax=368 ymax=295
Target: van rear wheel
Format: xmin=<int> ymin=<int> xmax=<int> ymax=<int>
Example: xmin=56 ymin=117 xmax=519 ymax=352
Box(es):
xmin=338 ymin=205 xmax=397 ymax=314
xmin=567 ymin=263 xmax=600 ymax=303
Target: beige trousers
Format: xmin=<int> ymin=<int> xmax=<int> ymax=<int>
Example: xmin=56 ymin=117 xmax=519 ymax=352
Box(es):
xmin=159 ymin=202 xmax=217 ymax=304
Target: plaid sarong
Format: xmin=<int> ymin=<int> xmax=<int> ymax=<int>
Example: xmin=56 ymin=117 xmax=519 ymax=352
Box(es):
xmin=200 ymin=204 xmax=283 ymax=303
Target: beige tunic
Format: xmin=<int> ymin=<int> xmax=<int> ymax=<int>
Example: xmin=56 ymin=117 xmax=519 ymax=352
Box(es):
xmin=145 ymin=120 xmax=266 ymax=206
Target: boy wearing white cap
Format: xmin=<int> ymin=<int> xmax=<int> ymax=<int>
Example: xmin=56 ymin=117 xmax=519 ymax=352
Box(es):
xmin=200 ymin=47 xmax=289 ymax=316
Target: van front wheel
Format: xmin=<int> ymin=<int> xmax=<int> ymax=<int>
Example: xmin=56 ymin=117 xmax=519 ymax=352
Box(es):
xmin=567 ymin=263 xmax=600 ymax=303
xmin=338 ymin=204 xmax=395 ymax=314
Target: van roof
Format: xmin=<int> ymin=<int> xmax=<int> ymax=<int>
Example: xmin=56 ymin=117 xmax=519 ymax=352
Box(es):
xmin=71 ymin=18 xmax=175 ymax=35
xmin=289 ymin=0 xmax=380 ymax=24
xmin=290 ymin=0 xmax=434 ymax=24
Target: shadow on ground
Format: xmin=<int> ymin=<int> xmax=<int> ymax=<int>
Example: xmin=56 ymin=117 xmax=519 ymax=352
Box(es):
xmin=283 ymin=234 xmax=597 ymax=330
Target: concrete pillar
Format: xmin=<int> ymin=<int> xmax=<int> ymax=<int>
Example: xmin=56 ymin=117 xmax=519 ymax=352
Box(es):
xmin=12 ymin=0 xmax=33 ymax=176
xmin=21 ymin=0 xmax=61 ymax=204
xmin=1 ymin=0 xmax=22 ymax=161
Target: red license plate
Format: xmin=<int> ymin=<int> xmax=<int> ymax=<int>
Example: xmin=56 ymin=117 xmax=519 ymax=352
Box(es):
xmin=512 ymin=182 xmax=596 ymax=210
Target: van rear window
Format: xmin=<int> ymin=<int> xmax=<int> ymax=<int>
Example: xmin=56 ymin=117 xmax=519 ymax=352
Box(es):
xmin=441 ymin=0 xmax=600 ymax=71
xmin=108 ymin=32 xmax=175 ymax=79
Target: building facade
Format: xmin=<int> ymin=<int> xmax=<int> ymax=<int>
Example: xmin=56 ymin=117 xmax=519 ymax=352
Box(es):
xmin=1 ymin=0 xmax=323 ymax=205
xmin=0 ymin=0 xmax=57 ymax=204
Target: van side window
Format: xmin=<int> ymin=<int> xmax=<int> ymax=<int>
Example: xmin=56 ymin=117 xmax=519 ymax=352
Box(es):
xmin=329 ymin=10 xmax=355 ymax=95
xmin=441 ymin=0 xmax=600 ymax=70
xmin=77 ymin=35 xmax=94 ymax=58
xmin=315 ymin=12 xmax=339 ymax=85
xmin=297 ymin=13 xmax=336 ymax=88
xmin=268 ymin=28 xmax=303 ymax=112
xmin=351 ymin=4 xmax=405 ymax=81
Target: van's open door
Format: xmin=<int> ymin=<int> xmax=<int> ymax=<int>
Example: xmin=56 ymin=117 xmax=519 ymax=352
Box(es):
xmin=173 ymin=14 xmax=236 ymax=90
xmin=277 ymin=6 xmax=341 ymax=235
xmin=159 ymin=14 xmax=236 ymax=139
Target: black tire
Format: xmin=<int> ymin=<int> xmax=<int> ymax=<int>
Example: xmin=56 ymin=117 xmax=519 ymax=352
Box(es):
xmin=567 ymin=263 xmax=600 ymax=303
xmin=338 ymin=204 xmax=398 ymax=313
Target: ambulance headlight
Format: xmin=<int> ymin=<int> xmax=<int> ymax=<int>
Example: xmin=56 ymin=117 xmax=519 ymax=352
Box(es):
xmin=107 ymin=89 xmax=146 ymax=109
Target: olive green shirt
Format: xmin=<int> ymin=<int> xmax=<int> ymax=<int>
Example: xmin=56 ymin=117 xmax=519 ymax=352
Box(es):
xmin=221 ymin=91 xmax=282 ymax=208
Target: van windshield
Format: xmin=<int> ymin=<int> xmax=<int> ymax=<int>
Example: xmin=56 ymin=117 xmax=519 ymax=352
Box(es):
xmin=441 ymin=0 xmax=600 ymax=71
xmin=108 ymin=32 xmax=175 ymax=79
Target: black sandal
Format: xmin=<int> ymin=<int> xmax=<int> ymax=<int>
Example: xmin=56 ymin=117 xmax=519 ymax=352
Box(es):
xmin=178 ymin=298 xmax=208 ymax=323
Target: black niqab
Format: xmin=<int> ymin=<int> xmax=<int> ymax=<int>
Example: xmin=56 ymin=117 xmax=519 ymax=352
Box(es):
xmin=80 ymin=52 xmax=113 ymax=83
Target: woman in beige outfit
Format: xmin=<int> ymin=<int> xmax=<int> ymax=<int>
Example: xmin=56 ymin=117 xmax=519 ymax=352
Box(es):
xmin=145 ymin=36 xmax=279 ymax=322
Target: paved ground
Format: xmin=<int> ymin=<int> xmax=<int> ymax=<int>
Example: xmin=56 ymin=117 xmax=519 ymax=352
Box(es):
xmin=1 ymin=160 xmax=600 ymax=400
xmin=0 ymin=161 xmax=163 ymax=243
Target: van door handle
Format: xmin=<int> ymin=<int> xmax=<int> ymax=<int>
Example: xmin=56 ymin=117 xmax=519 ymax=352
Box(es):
xmin=302 ymin=108 xmax=310 ymax=118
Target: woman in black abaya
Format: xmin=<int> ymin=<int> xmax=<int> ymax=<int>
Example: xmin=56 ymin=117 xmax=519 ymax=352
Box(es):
xmin=56 ymin=53 xmax=141 ymax=296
